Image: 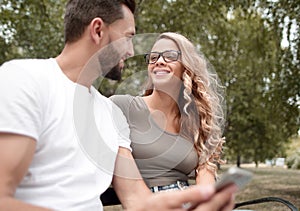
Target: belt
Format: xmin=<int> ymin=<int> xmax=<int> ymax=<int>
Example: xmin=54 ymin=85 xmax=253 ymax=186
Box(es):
xmin=150 ymin=181 xmax=189 ymax=193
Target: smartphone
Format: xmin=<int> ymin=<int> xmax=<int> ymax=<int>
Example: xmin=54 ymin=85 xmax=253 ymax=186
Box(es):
xmin=215 ymin=167 xmax=253 ymax=192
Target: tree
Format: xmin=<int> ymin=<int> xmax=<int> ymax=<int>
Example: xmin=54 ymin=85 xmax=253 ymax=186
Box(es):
xmin=0 ymin=0 xmax=66 ymax=65
xmin=208 ymin=5 xmax=293 ymax=166
xmin=1 ymin=0 xmax=299 ymax=165
xmin=133 ymin=0 xmax=300 ymax=165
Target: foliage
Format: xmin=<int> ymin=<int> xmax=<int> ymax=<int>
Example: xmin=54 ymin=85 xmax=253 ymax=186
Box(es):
xmin=286 ymin=150 xmax=300 ymax=169
xmin=286 ymin=136 xmax=300 ymax=169
xmin=0 ymin=0 xmax=67 ymax=64
xmin=0 ymin=0 xmax=299 ymax=165
xmin=135 ymin=0 xmax=300 ymax=165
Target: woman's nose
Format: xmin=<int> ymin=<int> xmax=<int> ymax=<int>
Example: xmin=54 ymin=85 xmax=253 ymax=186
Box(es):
xmin=155 ymin=55 xmax=166 ymax=65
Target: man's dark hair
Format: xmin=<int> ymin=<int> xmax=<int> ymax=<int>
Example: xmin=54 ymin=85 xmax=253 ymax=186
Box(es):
xmin=64 ymin=0 xmax=136 ymax=43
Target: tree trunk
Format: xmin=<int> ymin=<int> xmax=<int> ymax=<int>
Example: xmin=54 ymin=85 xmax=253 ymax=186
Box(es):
xmin=237 ymin=154 xmax=241 ymax=167
xmin=255 ymin=160 xmax=259 ymax=168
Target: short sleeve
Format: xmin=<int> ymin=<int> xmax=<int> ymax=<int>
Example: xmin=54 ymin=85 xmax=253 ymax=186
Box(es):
xmin=0 ymin=60 xmax=42 ymax=140
xmin=111 ymin=101 xmax=132 ymax=151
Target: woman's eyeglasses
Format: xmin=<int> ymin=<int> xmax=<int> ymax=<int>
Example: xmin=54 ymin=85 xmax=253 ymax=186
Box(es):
xmin=144 ymin=50 xmax=181 ymax=64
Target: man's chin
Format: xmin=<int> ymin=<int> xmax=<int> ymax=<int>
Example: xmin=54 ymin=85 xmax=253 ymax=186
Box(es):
xmin=104 ymin=65 xmax=122 ymax=81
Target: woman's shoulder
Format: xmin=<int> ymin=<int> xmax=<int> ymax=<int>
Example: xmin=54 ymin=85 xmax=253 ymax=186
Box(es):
xmin=109 ymin=94 xmax=135 ymax=106
xmin=110 ymin=95 xmax=147 ymax=114
xmin=109 ymin=94 xmax=139 ymax=112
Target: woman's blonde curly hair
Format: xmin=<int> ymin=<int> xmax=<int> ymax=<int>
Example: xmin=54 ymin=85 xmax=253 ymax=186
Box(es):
xmin=143 ymin=32 xmax=226 ymax=178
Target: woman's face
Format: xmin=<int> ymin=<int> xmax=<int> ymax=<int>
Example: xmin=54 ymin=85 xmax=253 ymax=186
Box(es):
xmin=147 ymin=38 xmax=184 ymax=89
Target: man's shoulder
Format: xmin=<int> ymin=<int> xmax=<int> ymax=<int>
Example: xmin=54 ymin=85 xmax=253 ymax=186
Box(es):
xmin=0 ymin=58 xmax=60 ymax=93
xmin=91 ymin=89 xmax=118 ymax=110
xmin=2 ymin=58 xmax=52 ymax=65
xmin=1 ymin=58 xmax=54 ymax=73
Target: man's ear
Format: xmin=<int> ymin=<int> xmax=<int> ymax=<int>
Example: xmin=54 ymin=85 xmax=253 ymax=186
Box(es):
xmin=90 ymin=17 xmax=105 ymax=44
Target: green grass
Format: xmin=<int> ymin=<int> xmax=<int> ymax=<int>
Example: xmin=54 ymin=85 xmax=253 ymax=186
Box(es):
xmin=104 ymin=165 xmax=300 ymax=211
xmin=227 ymin=165 xmax=300 ymax=211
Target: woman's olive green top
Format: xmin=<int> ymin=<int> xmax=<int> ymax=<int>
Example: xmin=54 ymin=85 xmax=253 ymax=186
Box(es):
xmin=110 ymin=95 xmax=198 ymax=187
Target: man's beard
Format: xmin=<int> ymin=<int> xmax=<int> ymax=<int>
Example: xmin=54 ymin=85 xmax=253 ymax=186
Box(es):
xmin=98 ymin=34 xmax=124 ymax=81
xmin=104 ymin=64 xmax=122 ymax=81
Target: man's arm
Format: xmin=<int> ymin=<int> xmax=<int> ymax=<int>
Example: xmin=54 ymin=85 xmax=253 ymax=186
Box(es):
xmin=127 ymin=184 xmax=237 ymax=211
xmin=112 ymin=147 xmax=152 ymax=209
xmin=0 ymin=133 xmax=52 ymax=211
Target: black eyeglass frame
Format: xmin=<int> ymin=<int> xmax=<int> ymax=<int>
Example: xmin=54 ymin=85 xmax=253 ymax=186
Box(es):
xmin=144 ymin=50 xmax=181 ymax=64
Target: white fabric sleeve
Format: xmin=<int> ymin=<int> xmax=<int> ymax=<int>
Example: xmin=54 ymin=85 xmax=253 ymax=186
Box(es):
xmin=111 ymin=102 xmax=132 ymax=151
xmin=0 ymin=61 xmax=42 ymax=140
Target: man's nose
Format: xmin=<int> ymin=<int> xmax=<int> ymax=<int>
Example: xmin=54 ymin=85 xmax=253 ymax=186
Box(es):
xmin=124 ymin=39 xmax=134 ymax=59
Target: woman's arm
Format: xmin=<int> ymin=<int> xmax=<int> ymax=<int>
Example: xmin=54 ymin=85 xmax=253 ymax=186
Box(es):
xmin=195 ymin=166 xmax=216 ymax=186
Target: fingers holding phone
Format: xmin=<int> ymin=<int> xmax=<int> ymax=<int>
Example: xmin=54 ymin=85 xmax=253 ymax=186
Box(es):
xmin=215 ymin=167 xmax=253 ymax=192
xmin=195 ymin=184 xmax=237 ymax=211
xmin=192 ymin=167 xmax=253 ymax=211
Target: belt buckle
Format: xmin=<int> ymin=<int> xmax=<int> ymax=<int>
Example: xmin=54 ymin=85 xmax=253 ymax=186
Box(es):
xmin=177 ymin=181 xmax=188 ymax=190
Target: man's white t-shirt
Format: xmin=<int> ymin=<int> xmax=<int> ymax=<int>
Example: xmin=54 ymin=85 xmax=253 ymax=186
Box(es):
xmin=0 ymin=58 xmax=131 ymax=210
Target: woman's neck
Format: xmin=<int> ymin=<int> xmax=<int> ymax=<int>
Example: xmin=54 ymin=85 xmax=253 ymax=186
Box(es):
xmin=143 ymin=91 xmax=181 ymax=134
xmin=143 ymin=90 xmax=180 ymax=118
